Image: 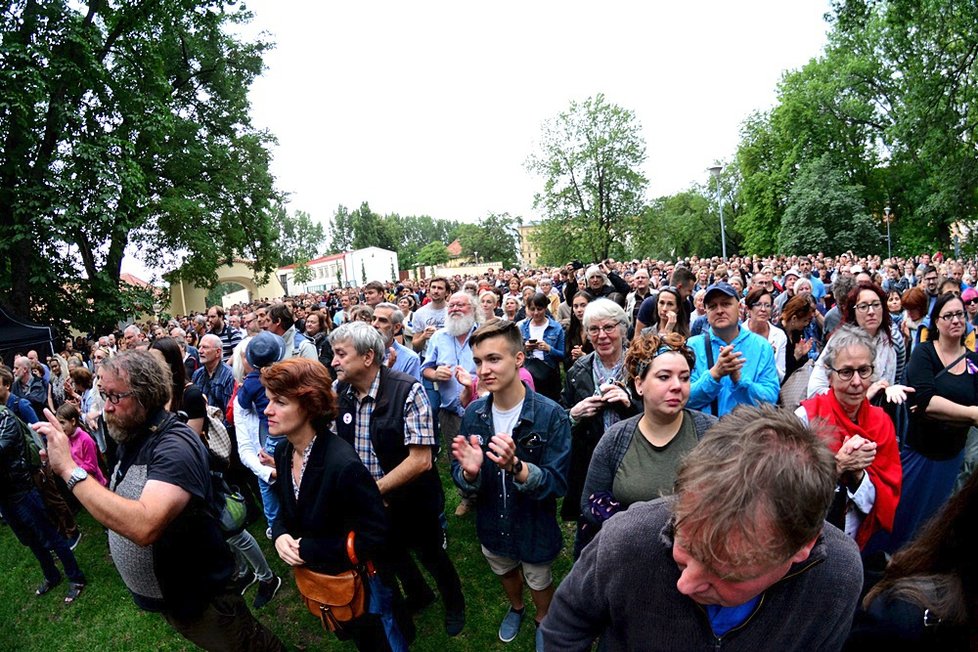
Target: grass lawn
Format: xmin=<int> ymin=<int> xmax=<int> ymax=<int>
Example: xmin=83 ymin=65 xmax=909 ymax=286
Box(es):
xmin=0 ymin=461 xmax=578 ymax=651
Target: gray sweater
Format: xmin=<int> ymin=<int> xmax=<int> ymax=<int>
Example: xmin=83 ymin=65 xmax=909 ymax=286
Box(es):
xmin=542 ymin=498 xmax=863 ymax=651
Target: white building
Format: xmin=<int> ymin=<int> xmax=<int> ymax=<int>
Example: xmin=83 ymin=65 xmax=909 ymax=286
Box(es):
xmin=278 ymin=247 xmax=400 ymax=294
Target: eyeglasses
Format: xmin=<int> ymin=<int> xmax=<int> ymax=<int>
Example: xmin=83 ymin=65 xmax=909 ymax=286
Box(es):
xmin=924 ymin=276 xmax=938 ymax=283
xmin=967 ymin=299 xmax=978 ymax=307
xmin=586 ymin=324 xmax=620 ymax=336
xmin=828 ymin=365 xmax=874 ymax=380
xmin=854 ymin=301 xmax=882 ymax=314
xmin=99 ymin=390 xmax=135 ymax=405
xmin=751 ymin=303 xmax=773 ymax=311
xmin=939 ymin=311 xmax=966 ymax=322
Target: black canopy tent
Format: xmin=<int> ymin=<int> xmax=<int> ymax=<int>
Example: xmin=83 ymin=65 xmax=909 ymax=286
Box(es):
xmin=0 ymin=305 xmax=55 ymax=367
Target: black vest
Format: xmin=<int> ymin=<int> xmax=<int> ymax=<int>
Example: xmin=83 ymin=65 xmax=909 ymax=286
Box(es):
xmin=335 ymin=367 xmax=442 ymax=516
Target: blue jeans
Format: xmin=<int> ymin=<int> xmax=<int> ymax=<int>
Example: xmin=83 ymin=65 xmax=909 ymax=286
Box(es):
xmin=0 ymin=489 xmax=85 ymax=584
xmin=258 ymin=435 xmax=285 ymax=529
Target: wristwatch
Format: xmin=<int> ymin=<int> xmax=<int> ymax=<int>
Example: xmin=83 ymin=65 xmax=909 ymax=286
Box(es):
xmin=510 ymin=458 xmax=524 ymax=476
xmin=65 ymin=467 xmax=89 ymax=492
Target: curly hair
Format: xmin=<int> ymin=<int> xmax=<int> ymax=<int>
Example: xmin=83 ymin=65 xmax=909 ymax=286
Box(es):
xmin=625 ymin=331 xmax=695 ymax=383
xmin=260 ymin=358 xmax=338 ymax=431
xmin=100 ymin=350 xmax=172 ymax=414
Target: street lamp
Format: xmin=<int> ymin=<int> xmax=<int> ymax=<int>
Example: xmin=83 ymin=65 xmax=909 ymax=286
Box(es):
xmin=883 ymin=206 xmax=892 ymax=259
xmin=708 ymin=165 xmax=726 ymax=260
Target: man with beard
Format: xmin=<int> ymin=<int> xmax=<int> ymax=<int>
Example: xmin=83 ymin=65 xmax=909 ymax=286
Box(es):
xmin=421 ymin=291 xmax=481 ymax=443
xmin=32 ymin=351 xmax=285 ymax=651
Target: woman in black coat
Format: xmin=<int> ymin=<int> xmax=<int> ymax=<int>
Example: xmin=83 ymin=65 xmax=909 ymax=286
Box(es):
xmin=264 ymin=358 xmax=400 ymax=650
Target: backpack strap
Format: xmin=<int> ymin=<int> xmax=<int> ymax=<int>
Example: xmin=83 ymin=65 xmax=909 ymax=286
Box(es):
xmin=703 ymin=332 xmax=719 ymax=417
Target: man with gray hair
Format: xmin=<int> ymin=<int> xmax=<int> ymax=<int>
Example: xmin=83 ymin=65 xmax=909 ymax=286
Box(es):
xmin=421 ymin=291 xmax=482 ymax=442
xmin=33 ymin=351 xmax=285 ymax=650
xmin=542 ymin=405 xmax=862 ymax=651
xmin=373 ymin=302 xmax=421 ymax=381
xmin=191 ymin=334 xmax=234 ymax=419
xmin=329 ymin=322 xmax=466 ymax=636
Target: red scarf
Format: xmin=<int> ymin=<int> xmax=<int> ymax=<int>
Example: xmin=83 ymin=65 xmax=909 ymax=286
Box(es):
xmin=801 ymin=391 xmax=902 ymax=549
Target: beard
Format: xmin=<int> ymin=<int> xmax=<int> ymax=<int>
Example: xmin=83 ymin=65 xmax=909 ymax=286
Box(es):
xmin=104 ymin=404 xmax=148 ymax=445
xmin=445 ymin=312 xmax=476 ymax=337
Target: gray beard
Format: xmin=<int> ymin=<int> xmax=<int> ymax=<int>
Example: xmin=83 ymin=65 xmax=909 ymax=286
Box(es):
xmin=106 ymin=422 xmax=138 ymax=445
xmin=445 ymin=313 xmax=475 ymax=337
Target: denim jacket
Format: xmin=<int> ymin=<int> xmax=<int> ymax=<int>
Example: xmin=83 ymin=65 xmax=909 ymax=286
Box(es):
xmin=452 ymin=386 xmax=571 ymax=563
xmin=519 ymin=317 xmax=566 ymax=370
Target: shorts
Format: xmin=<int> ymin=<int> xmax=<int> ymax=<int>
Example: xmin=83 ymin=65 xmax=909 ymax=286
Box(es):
xmin=481 ymin=545 xmax=554 ymax=591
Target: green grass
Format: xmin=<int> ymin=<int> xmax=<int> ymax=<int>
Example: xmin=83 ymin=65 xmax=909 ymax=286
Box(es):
xmin=0 ymin=462 xmax=577 ymax=651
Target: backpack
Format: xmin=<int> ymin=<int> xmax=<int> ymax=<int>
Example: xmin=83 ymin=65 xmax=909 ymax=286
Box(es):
xmin=0 ymin=405 xmax=42 ymax=470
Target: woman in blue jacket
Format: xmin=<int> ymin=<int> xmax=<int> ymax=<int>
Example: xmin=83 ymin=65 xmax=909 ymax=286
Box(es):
xmin=520 ymin=293 xmax=565 ymax=403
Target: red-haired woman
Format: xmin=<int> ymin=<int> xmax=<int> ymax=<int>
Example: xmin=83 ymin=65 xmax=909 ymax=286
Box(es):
xmin=263 ymin=358 xmax=404 ymax=650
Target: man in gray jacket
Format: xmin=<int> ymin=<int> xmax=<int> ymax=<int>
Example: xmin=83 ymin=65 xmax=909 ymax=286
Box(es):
xmin=541 ymin=404 xmax=862 ymax=651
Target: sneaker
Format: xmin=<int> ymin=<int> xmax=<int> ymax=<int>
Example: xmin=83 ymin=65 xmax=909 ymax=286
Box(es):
xmin=230 ymin=572 xmax=258 ymax=595
xmin=265 ymin=527 xmax=273 ymax=541
xmin=445 ymin=607 xmax=465 ymax=637
xmin=35 ymin=577 xmax=62 ymax=596
xmin=454 ymin=497 xmax=474 ymax=517
xmin=64 ymin=582 xmax=85 ymax=604
xmin=253 ymin=575 xmax=281 ymax=609
xmin=68 ymin=531 xmax=82 ymax=551
xmin=498 ymin=606 xmax=524 ymax=643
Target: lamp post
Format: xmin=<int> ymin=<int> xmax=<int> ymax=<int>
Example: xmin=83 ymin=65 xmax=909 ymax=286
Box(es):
xmin=883 ymin=206 xmax=892 ymax=259
xmin=708 ymin=165 xmax=726 ymax=260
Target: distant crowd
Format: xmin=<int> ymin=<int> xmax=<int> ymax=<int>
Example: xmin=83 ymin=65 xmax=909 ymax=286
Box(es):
xmin=2 ymin=248 xmax=978 ymax=651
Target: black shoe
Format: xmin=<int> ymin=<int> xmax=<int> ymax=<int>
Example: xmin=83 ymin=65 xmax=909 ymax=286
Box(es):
xmin=64 ymin=582 xmax=85 ymax=604
xmin=36 ymin=577 xmax=62 ymax=596
xmin=404 ymin=589 xmax=436 ymax=613
xmin=445 ymin=607 xmax=466 ymax=637
xmin=230 ymin=572 xmax=257 ymax=595
xmin=253 ymin=575 xmax=281 ymax=609
xmin=68 ymin=531 xmax=82 ymax=551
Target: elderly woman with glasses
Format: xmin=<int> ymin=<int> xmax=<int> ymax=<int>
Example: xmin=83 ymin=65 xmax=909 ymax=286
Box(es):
xmin=579 ymin=332 xmax=716 ymax=549
xmin=745 ymin=287 xmax=787 ymax=382
xmin=888 ymin=292 xmax=978 ymax=551
xmin=795 ymin=325 xmax=901 ymax=551
xmin=562 ymin=299 xmax=640 ymax=554
xmin=808 ymin=282 xmax=909 ymax=404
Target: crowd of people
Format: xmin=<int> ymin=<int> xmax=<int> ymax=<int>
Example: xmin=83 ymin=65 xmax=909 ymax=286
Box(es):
xmin=2 ymin=249 xmax=978 ymax=650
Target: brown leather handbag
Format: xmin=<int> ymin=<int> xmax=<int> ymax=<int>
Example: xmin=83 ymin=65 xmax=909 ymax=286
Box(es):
xmin=293 ymin=531 xmax=368 ymax=632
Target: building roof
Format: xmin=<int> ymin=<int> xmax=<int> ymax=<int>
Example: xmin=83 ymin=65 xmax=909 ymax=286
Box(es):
xmin=447 ymin=239 xmax=463 ymax=257
xmin=278 ymin=252 xmax=347 ymax=271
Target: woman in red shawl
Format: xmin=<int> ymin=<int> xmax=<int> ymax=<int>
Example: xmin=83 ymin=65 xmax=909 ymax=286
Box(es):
xmin=796 ymin=324 xmax=902 ymax=550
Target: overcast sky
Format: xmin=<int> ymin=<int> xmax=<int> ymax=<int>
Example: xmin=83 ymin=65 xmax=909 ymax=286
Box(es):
xmin=124 ymin=0 xmax=832 ymax=278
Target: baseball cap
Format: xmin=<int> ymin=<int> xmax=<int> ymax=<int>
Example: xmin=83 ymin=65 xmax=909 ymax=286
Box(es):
xmin=704 ymin=282 xmax=739 ymax=302
xmin=246 ymin=331 xmax=286 ymax=369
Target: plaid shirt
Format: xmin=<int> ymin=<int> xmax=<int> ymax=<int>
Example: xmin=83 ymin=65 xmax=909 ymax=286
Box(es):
xmin=340 ymin=371 xmax=437 ymax=480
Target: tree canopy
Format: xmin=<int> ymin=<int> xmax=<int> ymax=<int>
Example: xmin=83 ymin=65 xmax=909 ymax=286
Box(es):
xmin=0 ymin=0 xmax=280 ymax=332
xmin=526 ymin=94 xmax=648 ymax=263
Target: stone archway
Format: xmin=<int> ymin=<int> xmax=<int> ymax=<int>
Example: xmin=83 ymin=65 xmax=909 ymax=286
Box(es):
xmin=169 ymin=260 xmax=285 ymax=315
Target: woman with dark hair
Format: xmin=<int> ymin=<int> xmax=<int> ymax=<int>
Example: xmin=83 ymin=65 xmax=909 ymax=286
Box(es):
xmin=397 ymin=295 xmax=416 ymax=347
xmin=847 ymin=471 xmax=978 ymax=649
xmin=561 ymin=291 xmax=594 ymax=371
xmin=888 ymin=292 xmax=978 ymax=551
xmin=520 ymin=292 xmax=565 ymax=402
xmin=745 ymin=287 xmax=787 ymax=382
xmin=778 ymin=294 xmax=818 ymax=383
xmin=265 ymin=358 xmax=402 ymax=650
xmin=580 ymin=332 xmax=716 ymax=545
xmin=638 ymin=286 xmax=690 ymax=339
xmin=303 ymin=310 xmax=335 ymax=376
xmin=808 ymin=282 xmax=908 ymax=402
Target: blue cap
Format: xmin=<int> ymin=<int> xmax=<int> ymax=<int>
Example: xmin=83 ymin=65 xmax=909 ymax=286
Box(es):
xmin=704 ymin=282 xmax=739 ymax=302
xmin=246 ymin=332 xmax=286 ymax=369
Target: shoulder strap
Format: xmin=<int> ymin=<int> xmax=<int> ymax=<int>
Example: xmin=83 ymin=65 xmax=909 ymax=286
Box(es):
xmin=703 ymin=332 xmax=719 ymax=417
xmin=934 ymin=349 xmax=968 ymax=382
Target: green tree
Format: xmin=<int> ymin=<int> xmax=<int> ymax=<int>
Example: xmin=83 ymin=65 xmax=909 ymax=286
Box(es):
xmin=328 ymin=204 xmax=354 ymax=251
xmin=456 ymin=212 xmax=522 ymax=268
xmin=526 ymin=94 xmax=648 ymax=263
xmin=777 ymin=155 xmax=881 ymax=256
xmin=274 ymin=207 xmax=326 ymax=266
xmin=416 ymin=242 xmax=450 ymax=267
xmin=0 ymin=1 xmax=280 ymax=332
xmin=291 ymin=258 xmax=313 ymax=285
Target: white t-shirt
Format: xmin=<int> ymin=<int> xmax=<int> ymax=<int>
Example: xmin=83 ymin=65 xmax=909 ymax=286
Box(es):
xmin=529 ymin=323 xmax=547 ymax=360
xmin=491 ymin=400 xmax=524 ymax=437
